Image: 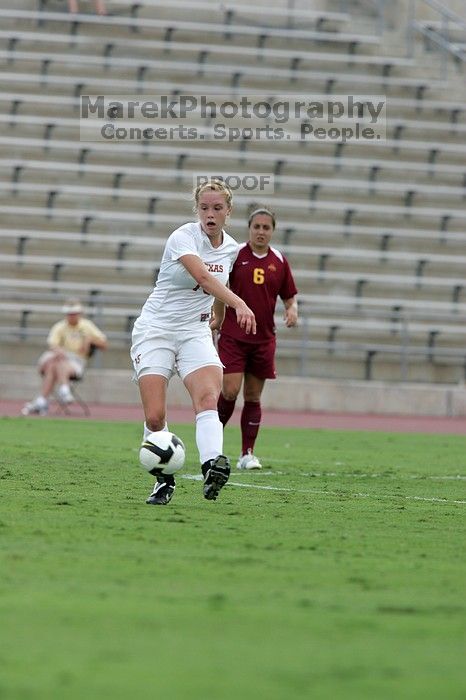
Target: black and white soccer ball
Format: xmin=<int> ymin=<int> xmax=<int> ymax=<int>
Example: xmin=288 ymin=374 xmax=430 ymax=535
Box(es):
xmin=139 ymin=431 xmax=186 ymax=476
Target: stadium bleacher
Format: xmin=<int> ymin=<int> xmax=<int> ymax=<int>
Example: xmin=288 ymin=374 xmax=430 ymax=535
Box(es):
xmin=1 ymin=0 xmax=465 ymax=385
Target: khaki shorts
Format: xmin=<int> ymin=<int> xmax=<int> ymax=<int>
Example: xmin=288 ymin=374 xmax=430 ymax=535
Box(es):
xmin=131 ymin=325 xmax=223 ymax=382
xmin=38 ymin=350 xmax=85 ymax=379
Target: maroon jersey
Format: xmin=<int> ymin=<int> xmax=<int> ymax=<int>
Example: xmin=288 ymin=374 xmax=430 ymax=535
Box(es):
xmin=221 ymin=242 xmax=298 ymax=343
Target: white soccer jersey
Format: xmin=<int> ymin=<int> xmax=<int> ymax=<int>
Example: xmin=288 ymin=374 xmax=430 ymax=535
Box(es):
xmin=134 ymin=221 xmax=239 ymax=331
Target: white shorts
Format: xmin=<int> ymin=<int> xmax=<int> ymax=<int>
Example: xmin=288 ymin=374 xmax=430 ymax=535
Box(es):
xmin=38 ymin=350 xmax=85 ymax=379
xmin=131 ymin=325 xmax=223 ymax=382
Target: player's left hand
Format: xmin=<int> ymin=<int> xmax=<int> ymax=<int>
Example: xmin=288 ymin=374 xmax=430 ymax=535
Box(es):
xmin=209 ymin=315 xmax=223 ymax=332
xmin=284 ymin=307 xmax=298 ymax=327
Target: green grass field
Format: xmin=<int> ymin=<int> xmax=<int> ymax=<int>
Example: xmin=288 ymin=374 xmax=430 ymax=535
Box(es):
xmin=1 ymin=417 xmax=465 ymax=700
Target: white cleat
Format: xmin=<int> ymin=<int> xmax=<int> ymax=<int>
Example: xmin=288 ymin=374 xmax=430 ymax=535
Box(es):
xmin=236 ymin=449 xmax=262 ymax=470
xmin=57 ymin=386 xmax=74 ymax=404
xmin=21 ymin=399 xmax=48 ymax=416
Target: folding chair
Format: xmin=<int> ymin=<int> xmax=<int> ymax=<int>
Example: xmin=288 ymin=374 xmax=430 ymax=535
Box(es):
xmin=54 ymin=344 xmax=98 ymax=417
xmin=54 ymin=375 xmax=91 ymax=416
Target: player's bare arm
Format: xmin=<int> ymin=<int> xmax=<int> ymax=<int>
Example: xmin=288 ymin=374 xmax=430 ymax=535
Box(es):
xmin=180 ymin=254 xmax=256 ymax=335
xmin=283 ymin=296 xmax=298 ymax=327
xmin=210 ymin=297 xmax=226 ymax=332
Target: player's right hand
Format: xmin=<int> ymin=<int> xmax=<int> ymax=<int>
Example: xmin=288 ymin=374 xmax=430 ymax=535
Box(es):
xmin=235 ymin=302 xmax=256 ymax=335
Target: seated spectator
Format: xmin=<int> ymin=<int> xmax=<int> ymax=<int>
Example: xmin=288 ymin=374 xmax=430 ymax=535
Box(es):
xmin=21 ymin=299 xmax=108 ymax=416
xmin=67 ymin=0 xmax=107 ymax=15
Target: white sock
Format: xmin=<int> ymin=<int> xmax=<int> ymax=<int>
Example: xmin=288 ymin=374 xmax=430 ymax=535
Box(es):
xmin=195 ymin=409 xmax=223 ymax=464
xmin=143 ymin=421 xmax=168 ymax=440
xmin=36 ymin=395 xmax=48 ymax=407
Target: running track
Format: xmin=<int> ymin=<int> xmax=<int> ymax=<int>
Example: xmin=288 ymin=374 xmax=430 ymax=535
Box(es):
xmin=2 ymin=399 xmax=466 ymax=434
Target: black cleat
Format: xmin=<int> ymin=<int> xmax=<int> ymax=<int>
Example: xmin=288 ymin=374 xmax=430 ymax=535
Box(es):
xmin=146 ymin=476 xmax=175 ymax=506
xmin=202 ymin=455 xmax=231 ymax=501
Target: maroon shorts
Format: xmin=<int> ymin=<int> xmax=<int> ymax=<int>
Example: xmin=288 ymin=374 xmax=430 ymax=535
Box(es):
xmin=218 ymin=333 xmax=276 ymax=379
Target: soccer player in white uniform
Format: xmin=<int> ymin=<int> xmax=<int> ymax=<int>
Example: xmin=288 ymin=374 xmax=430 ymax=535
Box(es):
xmin=131 ymin=180 xmax=256 ymax=505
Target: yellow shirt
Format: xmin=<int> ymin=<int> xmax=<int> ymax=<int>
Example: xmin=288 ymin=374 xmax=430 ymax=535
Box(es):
xmin=47 ymin=318 xmax=107 ymax=360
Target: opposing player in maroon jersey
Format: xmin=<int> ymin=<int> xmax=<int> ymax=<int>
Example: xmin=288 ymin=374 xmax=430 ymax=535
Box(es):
xmin=216 ymin=206 xmax=298 ymax=469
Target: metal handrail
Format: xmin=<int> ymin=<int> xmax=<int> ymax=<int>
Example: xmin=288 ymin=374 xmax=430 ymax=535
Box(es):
xmin=408 ymin=0 xmax=466 ymax=77
xmin=414 ymin=22 xmax=465 ymax=61
xmin=415 ymin=0 xmax=466 ymax=26
xmin=352 ymin=0 xmax=466 ymax=73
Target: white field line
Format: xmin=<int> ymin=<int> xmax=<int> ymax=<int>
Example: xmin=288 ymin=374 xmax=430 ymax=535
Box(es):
xmin=181 ymin=474 xmax=466 ymax=505
xmin=263 ymin=457 xmax=466 ymax=480
xmin=301 ymin=472 xmax=466 ymax=481
xmin=225 ymin=469 xmax=466 ymax=481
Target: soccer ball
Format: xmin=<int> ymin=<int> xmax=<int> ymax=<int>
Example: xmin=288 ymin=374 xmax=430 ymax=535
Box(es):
xmin=139 ymin=431 xmax=186 ymax=476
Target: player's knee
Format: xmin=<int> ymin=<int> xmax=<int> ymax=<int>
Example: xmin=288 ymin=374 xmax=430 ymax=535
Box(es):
xmin=196 ymin=388 xmax=219 ymax=413
xmin=222 ymin=387 xmax=239 ymax=402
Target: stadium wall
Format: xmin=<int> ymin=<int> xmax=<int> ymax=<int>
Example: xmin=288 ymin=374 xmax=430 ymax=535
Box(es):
xmin=2 ymin=366 xmax=466 ymax=417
